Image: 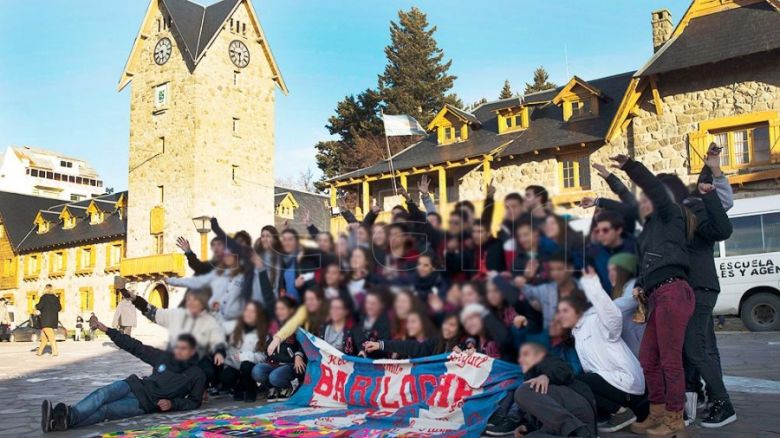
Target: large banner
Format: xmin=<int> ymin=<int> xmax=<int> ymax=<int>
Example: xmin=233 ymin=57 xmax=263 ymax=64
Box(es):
xmin=99 ymin=330 xmax=522 ymax=437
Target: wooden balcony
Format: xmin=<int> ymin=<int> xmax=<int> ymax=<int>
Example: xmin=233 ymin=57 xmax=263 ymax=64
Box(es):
xmin=120 ymin=253 xmax=186 ymax=280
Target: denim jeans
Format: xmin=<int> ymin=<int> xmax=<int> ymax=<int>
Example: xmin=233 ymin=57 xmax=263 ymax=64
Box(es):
xmin=640 ymin=280 xmax=695 ymax=412
xmin=252 ymin=363 xmax=295 ymax=389
xmin=69 ymin=380 xmax=145 ymax=428
xmin=683 ymin=289 xmax=728 ymax=401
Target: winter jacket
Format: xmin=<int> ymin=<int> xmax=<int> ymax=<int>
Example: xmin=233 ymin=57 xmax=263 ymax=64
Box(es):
xmin=133 ymin=295 xmax=226 ymax=358
xmin=380 ymin=337 xmax=454 ymax=358
xmin=352 ymin=313 xmax=393 ymax=358
xmin=36 ymin=293 xmax=60 ymax=328
xmin=321 ymin=322 xmax=356 ymax=354
xmin=575 ymin=275 xmax=645 ymax=395
xmin=167 ymin=270 xmax=246 ymax=325
xmin=594 ymin=173 xmax=639 ymax=235
xmin=108 ymin=328 xmax=205 ymax=414
xmin=622 ymin=159 xmax=689 ymax=292
xmin=492 ymin=275 xmax=544 ymax=333
xmin=683 ymin=189 xmax=733 ymax=292
xmin=184 ymin=251 xmax=214 ymax=275
xmin=112 ymin=299 xmax=137 ymax=328
xmin=225 ymin=329 xmax=266 ymax=369
xmin=521 ymin=280 xmax=581 ymax=331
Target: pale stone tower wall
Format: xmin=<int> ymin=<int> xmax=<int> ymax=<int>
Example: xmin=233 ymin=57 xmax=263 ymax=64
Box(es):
xmin=125 ymin=0 xmax=277 ymax=259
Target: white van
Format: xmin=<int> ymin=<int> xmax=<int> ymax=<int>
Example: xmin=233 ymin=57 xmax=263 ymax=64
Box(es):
xmin=714 ymin=194 xmax=780 ymax=331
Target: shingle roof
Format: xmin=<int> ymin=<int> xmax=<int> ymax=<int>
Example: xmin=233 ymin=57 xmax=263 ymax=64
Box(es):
xmin=329 ymin=71 xmax=634 ymax=182
xmin=0 ymin=191 xmax=128 ymax=254
xmin=639 ymin=2 xmax=780 ymax=77
xmin=274 ymin=186 xmax=330 ymax=235
xmin=162 ymin=0 xmax=241 ymax=65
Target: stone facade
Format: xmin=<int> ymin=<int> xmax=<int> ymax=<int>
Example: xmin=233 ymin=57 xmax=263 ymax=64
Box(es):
xmin=125 ymin=0 xmax=278 ymax=260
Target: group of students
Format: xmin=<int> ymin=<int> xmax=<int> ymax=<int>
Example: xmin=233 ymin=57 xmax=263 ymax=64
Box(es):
xmin=42 ymin=145 xmax=736 ymax=438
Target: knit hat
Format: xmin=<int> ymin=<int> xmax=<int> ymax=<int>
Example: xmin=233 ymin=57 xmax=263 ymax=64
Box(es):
xmin=460 ymin=303 xmax=489 ymax=323
xmin=608 ymin=253 xmax=638 ymax=276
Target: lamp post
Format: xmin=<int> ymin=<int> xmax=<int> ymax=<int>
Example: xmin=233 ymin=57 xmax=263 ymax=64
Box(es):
xmin=192 ymin=216 xmax=211 ymax=261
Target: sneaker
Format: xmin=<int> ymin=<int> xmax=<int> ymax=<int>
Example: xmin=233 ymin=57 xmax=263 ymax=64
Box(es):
xmin=52 ymin=403 xmax=69 ymax=432
xmin=597 ymin=408 xmax=636 ymax=433
xmin=266 ymin=388 xmax=278 ymax=402
xmin=684 ymin=391 xmax=698 ymax=423
xmin=41 ymin=400 xmax=52 ymax=433
xmin=484 ymin=418 xmax=519 ymax=436
xmin=275 ymin=386 xmax=293 ymax=401
xmin=684 ymin=411 xmax=693 ymax=427
xmin=700 ymin=399 xmax=737 ymax=428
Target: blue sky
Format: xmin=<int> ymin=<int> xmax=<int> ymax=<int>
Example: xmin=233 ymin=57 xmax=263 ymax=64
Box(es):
xmin=0 ymin=0 xmax=689 ymax=191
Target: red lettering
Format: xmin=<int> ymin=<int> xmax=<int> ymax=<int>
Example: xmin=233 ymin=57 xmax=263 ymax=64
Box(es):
xmin=452 ymin=375 xmax=474 ymax=402
xmin=400 ymin=374 xmax=419 ymax=406
xmin=314 ymin=364 xmax=333 ymax=397
xmin=427 ymin=374 xmax=454 ymax=407
xmin=334 ymin=369 xmax=347 ymax=403
xmin=379 ymin=376 xmax=400 ymax=409
xmin=418 ymin=374 xmax=437 ymax=403
xmin=369 ymin=376 xmax=381 ymax=408
xmin=349 ymin=375 xmax=372 ymax=406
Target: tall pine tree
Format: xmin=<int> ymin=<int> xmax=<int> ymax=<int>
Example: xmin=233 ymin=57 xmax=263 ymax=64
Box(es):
xmin=524 ymin=66 xmax=557 ymax=94
xmin=499 ymin=80 xmax=513 ymax=99
xmin=378 ymin=7 xmax=458 ymax=127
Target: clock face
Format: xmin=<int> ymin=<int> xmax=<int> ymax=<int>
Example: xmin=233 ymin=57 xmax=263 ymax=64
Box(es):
xmin=154 ymin=38 xmax=172 ymax=65
xmin=229 ymin=40 xmax=250 ymax=68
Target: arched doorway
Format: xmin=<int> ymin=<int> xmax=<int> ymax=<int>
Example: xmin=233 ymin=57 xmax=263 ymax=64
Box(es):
xmin=148 ymin=284 xmax=169 ymax=309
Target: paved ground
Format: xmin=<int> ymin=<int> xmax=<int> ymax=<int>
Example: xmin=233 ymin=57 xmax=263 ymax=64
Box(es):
xmin=0 ymin=322 xmax=778 ymax=437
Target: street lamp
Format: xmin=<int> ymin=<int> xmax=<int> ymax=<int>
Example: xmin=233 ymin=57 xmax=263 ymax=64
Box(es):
xmin=192 ymin=216 xmax=211 ymax=261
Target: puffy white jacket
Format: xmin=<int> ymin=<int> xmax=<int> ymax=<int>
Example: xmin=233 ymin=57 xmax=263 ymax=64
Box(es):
xmin=574 ymin=275 xmax=645 ymax=395
xmin=225 ymin=329 xmax=267 ymax=369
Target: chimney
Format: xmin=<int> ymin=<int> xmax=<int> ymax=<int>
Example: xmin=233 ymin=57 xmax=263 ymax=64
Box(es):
xmin=651 ymin=9 xmax=673 ymax=52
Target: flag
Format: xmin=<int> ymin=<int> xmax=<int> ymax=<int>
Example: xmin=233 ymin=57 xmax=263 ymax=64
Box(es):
xmin=382 ymin=114 xmax=427 ymax=137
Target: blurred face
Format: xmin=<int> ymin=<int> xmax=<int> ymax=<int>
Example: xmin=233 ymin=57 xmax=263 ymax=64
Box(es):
xmin=185 ymin=294 xmax=205 ymax=315
xmin=325 ymin=265 xmax=341 ymax=287
xmin=463 ymin=313 xmax=483 ymax=336
xmin=316 ymin=233 xmax=333 ymax=253
xmin=518 ymin=345 xmax=546 ymax=373
xmin=486 ymin=282 xmax=502 ymax=307
xmin=504 ymin=198 xmax=524 ymax=220
xmin=557 ymin=301 xmax=580 ymax=329
xmin=357 ymin=226 xmax=369 ymax=244
xmin=524 ymin=189 xmax=541 ymax=209
xmin=350 ymin=249 xmax=368 ymax=272
xmin=222 ymin=253 xmax=238 ymax=269
xmin=260 ymin=230 xmax=274 ymax=251
xmin=329 ymin=299 xmax=347 ymax=323
xmin=336 ymin=236 xmax=348 ymax=257
xmin=448 ymin=215 xmax=463 ymax=233
xmin=446 ymin=284 xmax=462 ymax=306
xmin=211 ymin=240 xmax=226 ymax=259
xmin=549 ymin=317 xmax=564 ymax=338
xmin=542 ymin=215 xmax=560 ymax=240
xmin=549 ymin=261 xmax=568 ymax=286
xmin=173 ymin=340 xmax=196 ymax=362
xmin=406 ymin=314 xmax=423 ymax=338
xmin=281 ymin=232 xmax=297 ymax=253
xmin=595 ymin=221 xmax=621 ymax=248
xmin=462 ymin=284 xmax=481 ymax=305
xmin=516 ymin=225 xmax=536 ymax=251
xmin=394 ymin=293 xmax=413 ymax=318
xmin=639 ymin=192 xmax=653 ymax=218
xmin=242 ymin=302 xmax=258 ymax=326
xmin=364 ymin=294 xmax=382 ymax=318
xmin=416 ymin=256 xmax=434 ymax=277
xmin=608 ymin=264 xmax=618 ymax=287
xmin=388 ymin=227 xmax=405 ymax=249
xmin=472 ymin=224 xmax=489 ymax=245
xmin=235 ymin=235 xmax=251 ymax=247
xmin=441 ymin=316 xmax=459 ymax=340
xmin=304 ymin=290 xmax=322 ymax=313
xmin=372 ymin=225 xmax=387 ymax=247
xmin=392 ymin=207 xmax=406 ymax=220
xmin=275 ymin=301 xmax=293 ymax=322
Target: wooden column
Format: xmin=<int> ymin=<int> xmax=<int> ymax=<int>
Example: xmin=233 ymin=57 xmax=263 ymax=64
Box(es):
xmin=482 ymin=156 xmax=493 ymax=192
xmin=399 ymin=173 xmax=408 ymax=207
xmin=437 ymin=167 xmax=448 ymax=214
xmin=362 ymin=180 xmax=370 ymax=217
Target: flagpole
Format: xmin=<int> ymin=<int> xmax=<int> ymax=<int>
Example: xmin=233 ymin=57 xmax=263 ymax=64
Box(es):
xmin=381 ymin=110 xmax=399 ymax=196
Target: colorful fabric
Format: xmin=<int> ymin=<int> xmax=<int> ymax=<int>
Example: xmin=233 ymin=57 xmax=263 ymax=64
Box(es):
xmin=98 ymin=329 xmax=522 ymax=437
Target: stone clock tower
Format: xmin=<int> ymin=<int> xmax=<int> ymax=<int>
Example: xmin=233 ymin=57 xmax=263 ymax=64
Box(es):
xmin=117 ymin=0 xmax=286 ymax=279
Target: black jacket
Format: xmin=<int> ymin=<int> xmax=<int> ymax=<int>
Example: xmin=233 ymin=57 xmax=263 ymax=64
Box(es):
xmin=184 ymin=251 xmax=214 ymax=275
xmin=352 ymin=313 xmax=392 ymax=359
xmin=684 ymin=191 xmax=732 ymax=292
xmin=623 ymin=159 xmax=689 ymax=292
xmin=492 ymin=275 xmax=544 ymax=333
xmin=36 ymin=294 xmax=60 ymax=328
xmin=381 ymin=337 xmax=447 ymax=358
xmin=596 ymin=173 xmax=639 ymax=235
xmin=108 ymin=328 xmax=205 ymax=413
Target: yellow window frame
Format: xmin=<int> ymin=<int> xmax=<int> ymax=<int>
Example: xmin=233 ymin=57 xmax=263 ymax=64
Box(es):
xmin=79 ymin=287 xmax=94 ymax=313
xmin=76 ymin=245 xmax=97 ymax=274
xmin=105 ymin=242 xmax=124 ymax=272
xmin=24 ymin=254 xmax=42 ymax=279
xmin=711 ymin=124 xmax=769 ymax=171
xmin=109 ymin=286 xmax=121 ymax=310
xmin=26 ymin=291 xmax=38 ymax=315
xmin=54 ymin=289 xmax=65 ymax=310
xmin=48 ymin=250 xmax=67 ymax=277
xmin=557 ymin=153 xmax=589 ymax=191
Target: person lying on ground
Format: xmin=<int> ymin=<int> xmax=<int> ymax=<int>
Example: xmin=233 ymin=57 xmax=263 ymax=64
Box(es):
xmin=41 ymin=316 xmax=205 ymax=433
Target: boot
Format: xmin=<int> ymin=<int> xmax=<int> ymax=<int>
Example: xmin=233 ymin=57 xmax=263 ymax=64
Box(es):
xmin=630 ymin=403 xmax=664 ymax=434
xmin=647 ymin=409 xmax=687 ymax=438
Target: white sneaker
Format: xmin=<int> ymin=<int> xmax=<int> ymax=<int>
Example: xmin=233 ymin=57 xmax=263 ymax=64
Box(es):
xmin=685 ymin=391 xmax=698 ymax=424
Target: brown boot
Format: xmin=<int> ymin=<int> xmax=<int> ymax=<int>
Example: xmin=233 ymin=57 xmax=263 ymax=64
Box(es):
xmin=630 ymin=403 xmax=664 ymax=434
xmin=647 ymin=409 xmax=687 ymax=438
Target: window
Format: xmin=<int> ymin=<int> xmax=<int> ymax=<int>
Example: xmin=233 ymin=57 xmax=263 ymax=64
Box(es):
xmin=711 ymin=125 xmax=771 ymax=170
xmin=24 ymin=254 xmax=41 ymax=278
xmin=570 ymin=99 xmax=592 ymax=118
xmin=159 ymin=136 xmax=166 ymax=154
xmin=156 ymin=185 xmax=164 ymax=204
xmin=49 ymin=250 xmax=67 ymax=276
xmin=54 ymin=289 xmax=65 ymax=310
xmin=232 ymin=165 xmax=238 ymax=182
xmin=106 ymin=242 xmax=123 ymax=271
xmin=154 ymin=234 xmax=165 ymax=255
xmin=60 ymin=160 xmax=73 ymax=168
xmin=76 ymin=246 xmax=96 ymax=272
xmin=723 ymin=214 xmax=780 ymax=257
xmin=558 ymin=154 xmax=591 ymax=190
xmin=26 ymin=292 xmax=38 ymax=315
xmin=79 ymin=287 xmax=94 ymax=313
xmin=233 ymin=71 xmax=240 ymax=86
xmin=154 ymin=83 xmax=168 ymax=109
